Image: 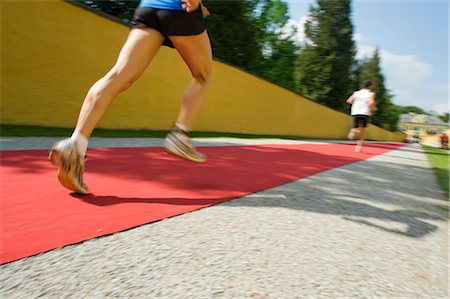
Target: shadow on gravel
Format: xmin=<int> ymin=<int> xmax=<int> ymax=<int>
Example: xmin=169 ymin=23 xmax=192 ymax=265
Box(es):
xmin=222 ymin=158 xmax=449 ymax=238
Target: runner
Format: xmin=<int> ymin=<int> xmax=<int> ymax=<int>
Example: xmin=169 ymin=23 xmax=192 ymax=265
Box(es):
xmin=49 ymin=0 xmax=212 ymax=194
xmin=346 ymin=80 xmax=377 ymax=152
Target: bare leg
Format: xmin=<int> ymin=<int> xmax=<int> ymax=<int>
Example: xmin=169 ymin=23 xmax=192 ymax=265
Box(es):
xmin=49 ymin=28 xmax=164 ymax=194
xmin=348 ymin=128 xmax=355 ymax=140
xmin=162 ymin=31 xmax=212 ymax=163
xmin=169 ymin=31 xmax=212 ymax=129
xmin=356 ymin=127 xmax=366 ymax=152
xmin=348 ymin=127 xmax=361 ymax=140
xmin=75 ymin=28 xmax=164 ymax=138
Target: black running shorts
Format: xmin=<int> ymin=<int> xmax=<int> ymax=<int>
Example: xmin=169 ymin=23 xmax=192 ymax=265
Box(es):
xmin=352 ymin=115 xmax=369 ymax=128
xmin=132 ymin=6 xmax=206 ymax=47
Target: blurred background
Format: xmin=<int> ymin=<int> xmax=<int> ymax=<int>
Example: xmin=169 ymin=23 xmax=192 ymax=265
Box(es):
xmin=1 ymin=0 xmax=448 ymax=147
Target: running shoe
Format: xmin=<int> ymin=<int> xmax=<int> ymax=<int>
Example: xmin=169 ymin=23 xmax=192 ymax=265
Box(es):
xmin=163 ymin=125 xmax=206 ymax=163
xmin=48 ymin=138 xmax=89 ymax=194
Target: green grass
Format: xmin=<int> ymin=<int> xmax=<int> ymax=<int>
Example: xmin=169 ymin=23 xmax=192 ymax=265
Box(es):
xmin=422 ymin=145 xmax=449 ymax=198
xmin=0 ymin=124 xmax=322 ymax=140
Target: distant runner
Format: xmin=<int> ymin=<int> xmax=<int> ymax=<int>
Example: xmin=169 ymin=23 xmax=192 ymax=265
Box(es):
xmin=346 ymin=80 xmax=377 ymax=152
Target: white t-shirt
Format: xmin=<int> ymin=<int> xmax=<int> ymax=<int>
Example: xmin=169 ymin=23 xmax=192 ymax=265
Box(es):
xmin=351 ymin=89 xmax=373 ymax=116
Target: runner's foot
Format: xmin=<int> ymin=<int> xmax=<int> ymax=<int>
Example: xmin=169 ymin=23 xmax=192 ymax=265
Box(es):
xmin=49 ymin=138 xmax=89 ymax=194
xmin=163 ymin=125 xmax=206 ymax=163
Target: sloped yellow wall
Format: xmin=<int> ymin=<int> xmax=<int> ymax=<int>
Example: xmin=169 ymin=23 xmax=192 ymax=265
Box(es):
xmin=0 ymin=0 xmax=404 ymax=142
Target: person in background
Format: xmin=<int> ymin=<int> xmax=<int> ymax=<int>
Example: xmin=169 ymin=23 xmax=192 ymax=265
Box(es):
xmin=440 ymin=133 xmax=448 ymax=150
xmin=346 ymin=80 xmax=377 ymax=152
xmin=49 ymin=0 xmax=212 ymax=194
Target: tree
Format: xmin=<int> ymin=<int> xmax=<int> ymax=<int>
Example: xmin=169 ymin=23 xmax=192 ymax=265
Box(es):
xmin=248 ymin=0 xmax=300 ymax=90
xmin=438 ymin=113 xmax=449 ymax=123
xmin=258 ymin=36 xmax=300 ymax=90
xmin=395 ymin=105 xmax=427 ymax=115
xmin=295 ymin=0 xmax=356 ymax=111
xmin=203 ymin=0 xmax=262 ymax=71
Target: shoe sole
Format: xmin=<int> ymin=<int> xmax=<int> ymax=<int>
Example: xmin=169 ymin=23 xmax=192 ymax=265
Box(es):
xmin=163 ymin=140 xmax=206 ymax=163
xmin=49 ymin=149 xmax=90 ymax=194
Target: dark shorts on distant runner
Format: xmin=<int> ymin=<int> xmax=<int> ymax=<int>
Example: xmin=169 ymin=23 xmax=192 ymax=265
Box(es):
xmin=132 ymin=6 xmax=206 ymax=48
xmin=352 ymin=115 xmax=369 ymax=128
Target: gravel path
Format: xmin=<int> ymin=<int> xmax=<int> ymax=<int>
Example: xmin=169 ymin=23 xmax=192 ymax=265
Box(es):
xmin=0 ymin=139 xmax=448 ymax=298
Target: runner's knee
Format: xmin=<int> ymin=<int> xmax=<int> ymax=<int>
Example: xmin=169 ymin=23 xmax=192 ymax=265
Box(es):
xmin=106 ymin=70 xmax=138 ymax=93
xmin=192 ymin=69 xmax=211 ymax=86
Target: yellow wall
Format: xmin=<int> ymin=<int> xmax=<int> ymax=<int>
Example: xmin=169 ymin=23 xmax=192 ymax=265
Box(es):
xmin=1 ymin=0 xmax=404 ymax=142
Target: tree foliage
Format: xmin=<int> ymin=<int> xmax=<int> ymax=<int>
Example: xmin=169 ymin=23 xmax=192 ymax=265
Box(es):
xmin=438 ymin=113 xmax=449 ymax=123
xmin=295 ymin=0 xmax=355 ymax=111
xmin=394 ymin=105 xmax=427 ymax=115
xmin=246 ymin=0 xmax=300 ymax=90
xmin=202 ymin=0 xmax=262 ymax=71
xmin=205 ymin=0 xmax=299 ymax=90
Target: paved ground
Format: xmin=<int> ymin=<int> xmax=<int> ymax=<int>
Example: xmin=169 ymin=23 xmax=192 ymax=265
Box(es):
xmin=0 ymin=137 xmax=448 ymax=298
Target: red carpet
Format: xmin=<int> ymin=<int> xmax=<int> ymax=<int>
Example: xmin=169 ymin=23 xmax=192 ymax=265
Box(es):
xmin=1 ymin=143 xmax=404 ymax=263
